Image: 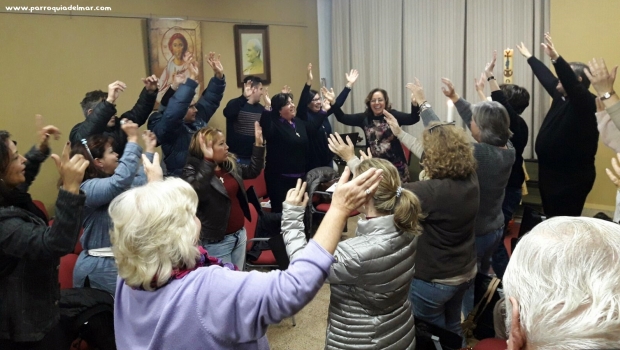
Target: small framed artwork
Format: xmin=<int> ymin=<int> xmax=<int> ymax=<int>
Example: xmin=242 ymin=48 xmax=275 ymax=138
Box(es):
xmin=147 ymin=19 xmax=203 ymax=104
xmin=234 ymin=24 xmax=271 ymax=87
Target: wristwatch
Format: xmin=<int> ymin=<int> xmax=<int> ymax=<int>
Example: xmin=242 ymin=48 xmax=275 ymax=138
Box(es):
xmin=419 ymin=101 xmax=431 ymax=112
xmin=600 ymin=91 xmax=616 ymax=100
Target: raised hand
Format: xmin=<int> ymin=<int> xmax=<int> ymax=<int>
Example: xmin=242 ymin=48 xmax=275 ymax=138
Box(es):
xmin=345 ymin=69 xmax=359 ymax=88
xmin=35 ymin=114 xmax=61 ymax=152
xmin=441 ymin=78 xmax=459 ymax=102
xmin=243 ymin=80 xmax=253 ymax=98
xmin=106 ymin=80 xmax=126 ymax=104
xmin=183 ymin=51 xmax=194 ymax=64
xmin=285 ymin=179 xmax=309 ymax=207
xmin=262 ymin=87 xmax=271 ymax=107
xmin=51 ymin=142 xmax=89 ymax=194
xmin=516 ymin=42 xmax=532 ymax=59
xmin=383 ymin=110 xmax=402 ymax=136
xmin=474 ymin=72 xmax=487 ymax=101
xmin=331 ymin=166 xmax=383 ymax=214
xmin=359 ymin=147 xmax=373 ymax=161
xmin=327 ymin=133 xmax=355 ymax=162
xmin=142 ymin=152 xmax=163 ymax=183
xmin=199 ymin=135 xmax=214 ymax=160
xmin=188 ymin=59 xmax=199 ymax=80
xmin=306 ymin=63 xmax=313 ymax=85
xmin=254 ymin=121 xmax=264 ymax=147
xmin=206 ymin=52 xmax=224 ymax=79
xmin=596 ymin=97 xmax=605 ymax=113
xmin=322 ymin=99 xmax=331 ymax=112
xmin=606 ymin=153 xmax=620 ymax=190
xmin=321 ymin=86 xmax=336 ymax=104
xmin=281 ymin=85 xmax=292 ymax=94
xmin=142 ymin=130 xmax=157 ymax=153
xmin=120 ymin=119 xmax=139 ymax=142
xmin=485 ymin=50 xmax=497 ymax=78
xmin=171 ymin=72 xmax=186 ymax=90
xmin=541 ymin=32 xmax=559 ymax=60
xmin=585 ymin=57 xmax=618 ymax=97
xmin=142 ymin=75 xmax=159 ymax=92
xmin=406 ymin=78 xmax=426 ymax=106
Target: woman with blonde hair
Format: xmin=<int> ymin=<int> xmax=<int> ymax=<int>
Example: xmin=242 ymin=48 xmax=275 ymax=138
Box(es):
xmin=111 ymin=161 xmax=384 ymax=349
xmin=280 ymin=158 xmax=423 ymax=349
xmin=182 ymin=123 xmax=264 ymax=269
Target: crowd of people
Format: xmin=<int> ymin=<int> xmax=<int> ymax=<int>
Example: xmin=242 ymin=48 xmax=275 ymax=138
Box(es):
xmin=1 ymin=32 xmax=620 ymax=350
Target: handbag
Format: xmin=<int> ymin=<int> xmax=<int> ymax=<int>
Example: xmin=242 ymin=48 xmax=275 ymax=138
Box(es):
xmin=415 ymin=318 xmax=465 ymax=350
xmin=462 ymin=274 xmax=502 ymax=340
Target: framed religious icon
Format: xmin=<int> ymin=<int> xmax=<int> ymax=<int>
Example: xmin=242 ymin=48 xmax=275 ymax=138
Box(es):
xmin=147 ymin=19 xmax=203 ymax=104
xmin=234 ymin=24 xmax=271 ymax=87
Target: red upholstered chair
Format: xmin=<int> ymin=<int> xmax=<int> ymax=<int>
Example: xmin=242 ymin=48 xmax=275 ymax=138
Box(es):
xmin=307 ymin=191 xmax=359 ymax=237
xmin=401 ymin=142 xmax=412 ymax=165
xmin=243 ymin=169 xmax=270 ymax=211
xmin=244 ymin=204 xmax=296 ymax=326
xmin=473 ymin=338 xmax=507 ymax=350
xmin=58 ymin=227 xmax=84 ymax=289
xmin=32 ymin=199 xmax=49 ymax=222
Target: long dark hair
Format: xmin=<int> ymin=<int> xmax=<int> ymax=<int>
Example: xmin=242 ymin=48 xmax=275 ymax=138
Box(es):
xmin=0 ymin=131 xmax=11 ymax=179
xmin=70 ymin=135 xmax=115 ymax=182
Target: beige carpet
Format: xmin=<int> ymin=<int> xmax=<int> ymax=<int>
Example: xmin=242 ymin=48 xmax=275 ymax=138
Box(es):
xmin=264 ymin=216 xmax=359 ymax=350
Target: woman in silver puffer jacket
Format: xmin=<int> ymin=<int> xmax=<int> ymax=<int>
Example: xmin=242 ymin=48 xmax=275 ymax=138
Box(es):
xmin=281 ymin=158 xmax=423 ymax=349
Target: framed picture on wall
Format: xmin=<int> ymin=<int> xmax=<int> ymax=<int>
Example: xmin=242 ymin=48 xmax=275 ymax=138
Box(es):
xmin=234 ymin=24 xmax=271 ymax=87
xmin=147 ymin=19 xmax=203 ymax=104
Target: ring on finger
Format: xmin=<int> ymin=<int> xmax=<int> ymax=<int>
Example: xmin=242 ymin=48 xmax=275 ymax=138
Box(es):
xmin=365 ymin=189 xmax=371 ymax=195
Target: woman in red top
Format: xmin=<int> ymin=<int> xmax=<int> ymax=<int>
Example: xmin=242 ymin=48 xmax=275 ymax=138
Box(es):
xmin=182 ymin=122 xmax=265 ymax=269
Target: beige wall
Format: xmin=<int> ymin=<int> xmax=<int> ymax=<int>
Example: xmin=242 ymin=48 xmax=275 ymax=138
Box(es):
xmin=551 ymin=0 xmax=618 ymax=211
xmin=0 ymin=0 xmax=319 ymax=213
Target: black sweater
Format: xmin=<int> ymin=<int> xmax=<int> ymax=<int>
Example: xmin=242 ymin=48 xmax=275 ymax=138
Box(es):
xmin=491 ymin=90 xmax=528 ymax=188
xmin=405 ymin=172 xmax=480 ymax=281
xmin=260 ymin=84 xmax=327 ymax=175
xmin=529 ymin=56 xmax=598 ymax=171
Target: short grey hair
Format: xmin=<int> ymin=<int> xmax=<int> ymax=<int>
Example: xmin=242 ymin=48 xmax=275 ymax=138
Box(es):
xmin=471 ymin=101 xmax=513 ymax=146
xmin=109 ymin=178 xmax=201 ymax=291
xmin=247 ymin=38 xmax=262 ymax=57
xmin=504 ymin=217 xmax=620 ymax=349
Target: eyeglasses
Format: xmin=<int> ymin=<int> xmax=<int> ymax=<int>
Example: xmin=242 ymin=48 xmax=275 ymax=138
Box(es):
xmin=311 ymin=98 xmax=321 ymax=102
xmin=427 ymin=121 xmax=456 ymax=133
xmin=370 ymin=99 xmax=385 ymax=103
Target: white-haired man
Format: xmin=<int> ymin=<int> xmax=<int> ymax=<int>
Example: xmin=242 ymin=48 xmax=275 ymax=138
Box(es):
xmin=503 ymin=216 xmax=620 ymax=349
xmin=243 ymin=38 xmax=264 ymax=75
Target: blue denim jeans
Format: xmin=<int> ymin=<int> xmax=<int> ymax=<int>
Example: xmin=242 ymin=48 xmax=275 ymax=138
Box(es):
xmin=202 ymin=227 xmax=247 ymax=270
xmin=462 ymin=227 xmax=504 ymax=317
xmin=492 ymin=187 xmax=523 ymax=279
xmin=409 ymin=278 xmax=472 ymax=343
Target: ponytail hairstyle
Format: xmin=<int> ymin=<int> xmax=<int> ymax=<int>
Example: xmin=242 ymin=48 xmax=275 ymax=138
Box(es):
xmin=188 ymin=127 xmax=237 ymax=174
xmin=356 ymin=158 xmax=424 ymax=235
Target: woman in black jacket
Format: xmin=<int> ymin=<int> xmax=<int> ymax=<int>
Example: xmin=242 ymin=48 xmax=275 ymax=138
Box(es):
xmin=0 ymin=124 xmax=89 ymax=349
xmin=182 ymin=123 xmax=264 ymax=269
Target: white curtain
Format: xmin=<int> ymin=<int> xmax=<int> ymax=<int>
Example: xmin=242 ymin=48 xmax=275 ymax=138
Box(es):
xmin=331 ymin=0 xmax=550 ymax=158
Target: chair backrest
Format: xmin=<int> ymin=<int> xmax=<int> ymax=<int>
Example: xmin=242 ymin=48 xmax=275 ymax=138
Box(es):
xmin=401 ymin=142 xmax=411 ymax=165
xmin=59 ymin=254 xmax=78 ymax=289
xmin=32 ymin=200 xmax=49 ymax=221
xmin=245 ymin=204 xmax=260 ymax=252
xmin=243 ymin=169 xmax=268 ymax=199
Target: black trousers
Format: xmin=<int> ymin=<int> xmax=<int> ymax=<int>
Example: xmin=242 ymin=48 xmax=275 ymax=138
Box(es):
xmin=265 ymin=169 xmax=303 ymax=213
xmin=538 ymin=165 xmax=596 ymax=217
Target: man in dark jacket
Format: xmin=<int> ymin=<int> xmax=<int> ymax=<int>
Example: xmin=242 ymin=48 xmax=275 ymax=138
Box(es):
xmin=69 ymin=75 xmax=159 ymax=156
xmin=148 ymin=53 xmax=226 ymax=176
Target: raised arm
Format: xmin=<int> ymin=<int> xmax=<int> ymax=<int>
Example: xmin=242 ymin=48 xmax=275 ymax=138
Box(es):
xmin=1 ymin=143 xmax=88 ymax=259
xmin=195 ymin=52 xmax=226 ymax=124
xmin=238 ymin=123 xmax=265 ymax=179
xmin=517 ymin=41 xmax=560 ymax=98
xmin=384 ymin=110 xmax=424 ymax=159
xmin=485 ymin=51 xmax=522 ymax=130
xmin=69 ymin=81 xmax=122 ymax=144
xmin=441 ymin=78 xmax=473 ymax=128
xmin=541 ymin=33 xmax=595 ymax=114
xmin=81 ymin=124 xmax=143 ymax=208
xmin=119 ymin=76 xmax=159 ymax=126
xmin=152 ymin=78 xmax=198 ymax=144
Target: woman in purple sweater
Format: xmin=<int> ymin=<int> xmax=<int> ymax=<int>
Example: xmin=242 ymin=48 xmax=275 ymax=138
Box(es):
xmin=109 ymin=162 xmax=382 ymax=349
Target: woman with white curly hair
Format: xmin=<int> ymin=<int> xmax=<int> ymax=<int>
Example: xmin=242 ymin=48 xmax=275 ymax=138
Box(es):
xmin=109 ymin=158 xmax=383 ymax=349
xmin=503 ymin=216 xmax=620 ymax=349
